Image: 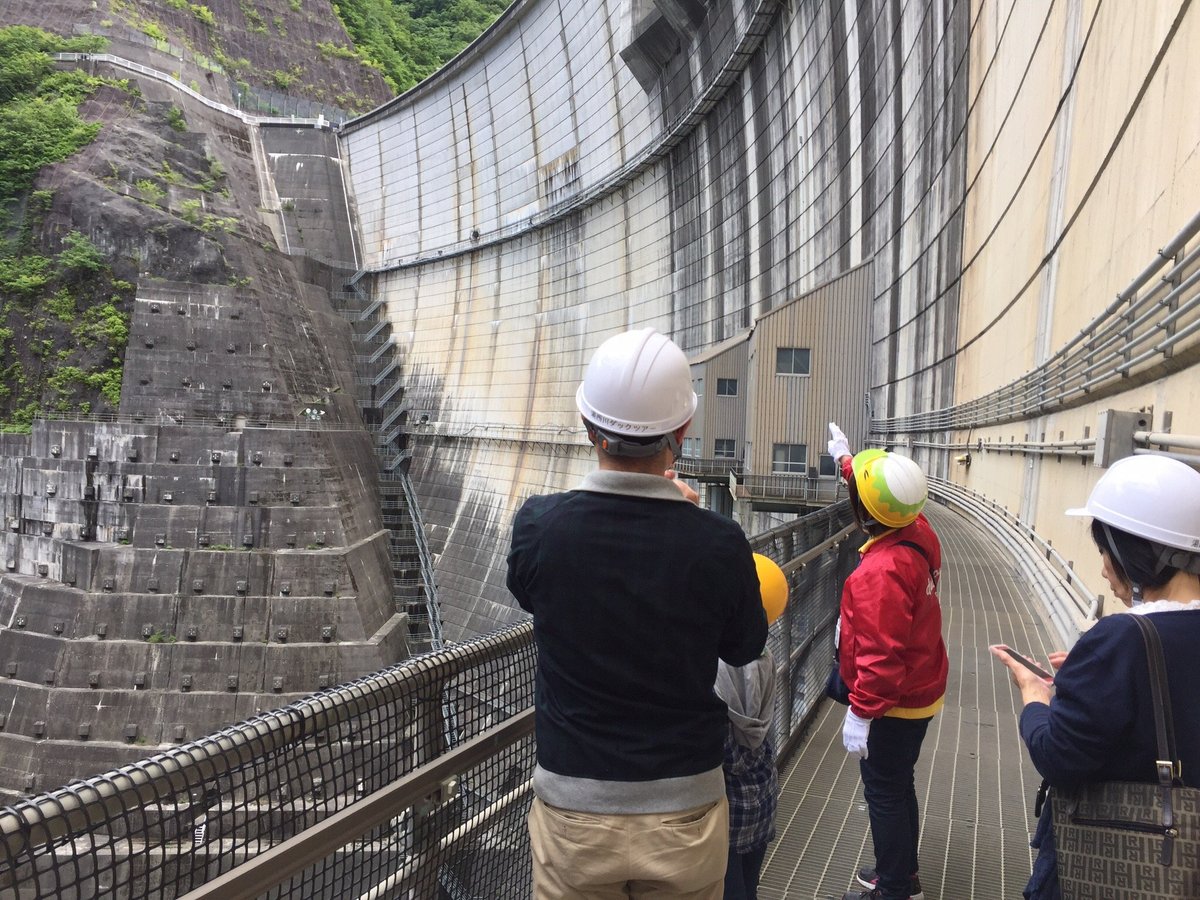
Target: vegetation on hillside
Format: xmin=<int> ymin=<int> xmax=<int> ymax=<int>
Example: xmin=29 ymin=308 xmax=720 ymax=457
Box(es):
xmin=0 ymin=27 xmax=131 ymax=429
xmin=331 ymin=0 xmax=513 ymax=94
xmin=0 ymin=27 xmax=106 ymax=197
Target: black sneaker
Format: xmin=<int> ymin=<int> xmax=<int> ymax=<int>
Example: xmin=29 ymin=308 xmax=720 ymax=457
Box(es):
xmin=842 ymin=891 xmax=881 ymax=900
xmin=855 ymin=868 xmax=924 ymax=900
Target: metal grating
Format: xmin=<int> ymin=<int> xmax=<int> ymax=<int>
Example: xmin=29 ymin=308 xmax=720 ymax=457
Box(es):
xmin=762 ymin=502 xmax=1060 ymax=899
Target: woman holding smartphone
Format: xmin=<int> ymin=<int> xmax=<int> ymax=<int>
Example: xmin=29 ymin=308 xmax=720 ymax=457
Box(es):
xmin=991 ymin=454 xmax=1200 ymax=899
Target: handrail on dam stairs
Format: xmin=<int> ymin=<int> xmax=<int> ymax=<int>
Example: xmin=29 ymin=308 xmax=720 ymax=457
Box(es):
xmin=0 ymin=503 xmax=858 ymax=899
xmin=328 ymin=272 xmax=444 ymax=654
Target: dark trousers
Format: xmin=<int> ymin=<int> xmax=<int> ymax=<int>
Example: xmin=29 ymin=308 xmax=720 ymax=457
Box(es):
xmin=723 ymin=844 xmax=768 ymax=900
xmin=859 ymin=715 xmax=931 ymax=900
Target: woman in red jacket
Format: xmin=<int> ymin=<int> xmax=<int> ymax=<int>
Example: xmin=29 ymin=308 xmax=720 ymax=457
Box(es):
xmin=828 ymin=425 xmax=949 ymax=900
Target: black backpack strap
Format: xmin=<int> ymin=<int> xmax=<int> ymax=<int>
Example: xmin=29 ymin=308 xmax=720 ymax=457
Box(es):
xmin=896 ymin=539 xmax=933 ymax=574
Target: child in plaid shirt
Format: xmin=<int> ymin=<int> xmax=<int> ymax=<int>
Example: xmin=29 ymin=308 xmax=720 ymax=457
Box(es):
xmin=715 ymin=649 xmax=780 ymax=900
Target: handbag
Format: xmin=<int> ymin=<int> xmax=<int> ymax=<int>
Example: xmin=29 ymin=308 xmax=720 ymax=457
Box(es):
xmin=1051 ymin=614 xmax=1200 ymax=899
xmin=824 ymin=650 xmax=851 ymax=705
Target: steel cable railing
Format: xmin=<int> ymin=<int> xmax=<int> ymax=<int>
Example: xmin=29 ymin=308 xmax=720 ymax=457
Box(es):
xmin=927 ymin=476 xmax=1099 ymax=646
xmin=874 ymin=210 xmax=1200 ymax=436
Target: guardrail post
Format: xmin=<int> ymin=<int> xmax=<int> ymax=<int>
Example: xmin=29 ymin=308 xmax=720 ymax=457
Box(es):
xmin=406 ymin=670 xmax=461 ymax=893
xmin=778 ymin=574 xmax=796 ymax=741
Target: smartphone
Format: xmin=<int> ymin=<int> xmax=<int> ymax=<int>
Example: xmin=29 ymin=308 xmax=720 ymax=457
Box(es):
xmin=991 ymin=644 xmax=1054 ymax=684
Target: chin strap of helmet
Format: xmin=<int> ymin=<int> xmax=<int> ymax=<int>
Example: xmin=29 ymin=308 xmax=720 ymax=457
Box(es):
xmin=846 ymin=471 xmax=879 ymax=533
xmin=588 ymin=425 xmax=681 ymax=460
xmin=1101 ymin=522 xmax=1145 ymax=604
xmin=1101 ymin=522 xmax=1200 ymax=605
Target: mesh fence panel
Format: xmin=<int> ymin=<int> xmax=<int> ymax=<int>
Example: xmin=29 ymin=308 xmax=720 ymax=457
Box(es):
xmin=0 ymin=626 xmax=536 ymax=900
xmin=751 ymin=502 xmax=857 ymax=755
xmin=0 ymin=504 xmax=857 ymax=899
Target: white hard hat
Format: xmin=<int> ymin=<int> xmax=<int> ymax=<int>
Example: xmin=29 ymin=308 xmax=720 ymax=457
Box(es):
xmin=1066 ymin=454 xmax=1200 ymax=553
xmin=575 ymin=328 xmax=697 ymax=438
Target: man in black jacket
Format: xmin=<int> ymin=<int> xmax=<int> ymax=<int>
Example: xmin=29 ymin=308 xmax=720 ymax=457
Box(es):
xmin=507 ymin=327 xmax=768 ymax=900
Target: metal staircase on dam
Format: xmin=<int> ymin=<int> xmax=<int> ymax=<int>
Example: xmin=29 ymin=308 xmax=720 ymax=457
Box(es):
xmin=327 ymin=276 xmax=444 ymax=655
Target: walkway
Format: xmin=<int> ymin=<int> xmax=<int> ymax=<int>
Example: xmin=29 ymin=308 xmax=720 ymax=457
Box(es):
xmin=763 ymin=502 xmax=1068 ymax=899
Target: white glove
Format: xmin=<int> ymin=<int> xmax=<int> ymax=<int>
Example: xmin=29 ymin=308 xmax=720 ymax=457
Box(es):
xmin=842 ymin=709 xmax=871 ymax=759
xmin=828 ymin=422 xmax=851 ymax=462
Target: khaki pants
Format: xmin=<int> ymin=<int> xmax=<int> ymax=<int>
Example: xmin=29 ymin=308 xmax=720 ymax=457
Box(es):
xmin=528 ymin=795 xmax=729 ymax=899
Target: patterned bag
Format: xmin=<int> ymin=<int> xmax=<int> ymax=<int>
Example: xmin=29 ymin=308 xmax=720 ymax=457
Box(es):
xmin=1052 ymin=615 xmax=1200 ymax=899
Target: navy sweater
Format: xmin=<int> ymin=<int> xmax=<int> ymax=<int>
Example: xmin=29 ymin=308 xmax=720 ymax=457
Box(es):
xmin=507 ymin=470 xmax=767 ymax=813
xmin=1020 ymin=606 xmax=1200 ymax=789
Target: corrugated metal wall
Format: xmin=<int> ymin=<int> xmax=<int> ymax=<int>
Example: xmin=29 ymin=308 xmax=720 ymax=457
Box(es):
xmin=693 ymin=339 xmax=750 ymax=459
xmin=746 ymin=263 xmax=873 ymax=476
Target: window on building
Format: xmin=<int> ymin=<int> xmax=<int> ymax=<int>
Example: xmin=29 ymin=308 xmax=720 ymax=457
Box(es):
xmin=716 ymin=378 xmax=738 ymax=397
xmin=681 ymin=436 xmax=700 ymax=458
xmin=775 ymin=347 xmax=811 ymax=375
xmin=714 ymin=439 xmax=736 ymax=459
xmin=818 ymin=453 xmax=838 ymax=477
xmin=693 ymin=377 xmax=704 ymax=397
xmin=772 ymin=443 xmax=807 ymax=474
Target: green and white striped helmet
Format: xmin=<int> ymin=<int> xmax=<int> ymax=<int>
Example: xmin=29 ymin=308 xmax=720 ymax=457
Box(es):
xmin=850 ymin=449 xmax=928 ymax=528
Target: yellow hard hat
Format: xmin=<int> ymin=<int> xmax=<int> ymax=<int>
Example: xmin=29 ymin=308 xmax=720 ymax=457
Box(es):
xmin=850 ymin=448 xmax=928 ymax=528
xmin=753 ymin=553 xmax=788 ymax=625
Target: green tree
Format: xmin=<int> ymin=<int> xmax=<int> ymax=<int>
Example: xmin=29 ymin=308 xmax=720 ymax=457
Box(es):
xmin=57 ymin=231 xmax=105 ymax=277
xmin=331 ymin=0 xmax=512 ymax=94
xmin=0 ymin=96 xmax=100 ymax=198
xmin=0 ymin=26 xmax=106 ymax=102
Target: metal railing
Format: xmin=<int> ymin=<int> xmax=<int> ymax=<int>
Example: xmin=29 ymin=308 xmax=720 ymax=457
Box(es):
xmin=54 ymin=54 xmax=332 ymax=129
xmin=673 ymin=456 xmax=744 ymax=480
xmin=673 ymin=460 xmax=846 ymax=505
xmin=738 ymin=474 xmax=845 ymax=506
xmin=395 ymin=470 xmax=443 ymax=648
xmin=0 ymin=625 xmax=537 ymax=900
xmin=330 ymin=270 xmax=443 ymax=647
xmin=927 ymin=477 xmax=1099 ymax=646
xmin=0 ymin=502 xmax=856 ymax=900
xmin=13 ymin=408 xmax=362 ymax=433
xmin=874 ymin=209 xmax=1200 ymax=435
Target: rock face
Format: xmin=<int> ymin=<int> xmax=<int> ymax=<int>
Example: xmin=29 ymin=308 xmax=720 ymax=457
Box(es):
xmin=3 ymin=0 xmax=392 ymax=114
xmin=0 ymin=8 xmax=410 ymax=796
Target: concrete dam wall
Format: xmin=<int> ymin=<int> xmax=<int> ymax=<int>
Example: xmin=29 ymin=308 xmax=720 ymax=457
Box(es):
xmin=341 ymin=0 xmax=1200 ymax=635
xmin=340 ymin=0 xmax=970 ymax=641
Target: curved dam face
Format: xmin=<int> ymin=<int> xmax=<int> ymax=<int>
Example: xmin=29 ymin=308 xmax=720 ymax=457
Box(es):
xmin=340 ymin=0 xmax=1200 ymax=640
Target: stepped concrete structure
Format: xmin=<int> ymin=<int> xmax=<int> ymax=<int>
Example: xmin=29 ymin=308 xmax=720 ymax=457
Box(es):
xmin=0 ymin=47 xmax=412 ymax=794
